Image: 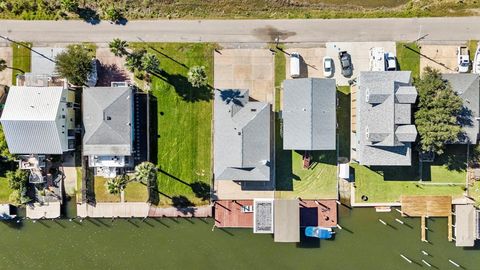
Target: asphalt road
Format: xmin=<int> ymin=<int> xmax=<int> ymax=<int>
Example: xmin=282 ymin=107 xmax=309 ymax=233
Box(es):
xmin=1 ymin=17 xmax=480 ymax=44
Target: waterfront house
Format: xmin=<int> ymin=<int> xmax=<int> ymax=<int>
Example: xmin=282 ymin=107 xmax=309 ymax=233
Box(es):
xmin=352 ymin=71 xmax=417 ymax=166
xmin=282 ymin=78 xmax=336 ymax=151
xmin=82 ymin=86 xmax=134 ymax=178
xmin=441 ymin=73 xmax=480 ymax=144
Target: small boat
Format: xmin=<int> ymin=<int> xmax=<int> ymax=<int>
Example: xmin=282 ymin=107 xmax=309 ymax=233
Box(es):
xmin=305 ymin=226 xmax=335 ymax=239
xmin=473 ymin=43 xmax=480 ymax=74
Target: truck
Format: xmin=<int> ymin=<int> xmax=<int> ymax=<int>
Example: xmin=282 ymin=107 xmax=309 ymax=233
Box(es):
xmin=457 ymin=46 xmax=470 ymax=73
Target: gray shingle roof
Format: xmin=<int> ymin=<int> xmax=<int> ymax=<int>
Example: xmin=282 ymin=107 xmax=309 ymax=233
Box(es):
xmin=214 ymin=89 xmax=271 ymax=181
xmin=355 ymin=71 xmax=417 ymax=166
xmin=442 ymin=73 xmax=480 ymax=144
xmin=282 ymin=78 xmax=336 ymax=150
xmin=82 ymin=87 xmax=133 ymax=156
xmin=0 ymin=86 xmax=68 ymax=154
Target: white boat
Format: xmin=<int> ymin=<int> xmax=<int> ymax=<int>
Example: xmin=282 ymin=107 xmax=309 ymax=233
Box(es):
xmin=473 ymin=43 xmax=480 ymax=74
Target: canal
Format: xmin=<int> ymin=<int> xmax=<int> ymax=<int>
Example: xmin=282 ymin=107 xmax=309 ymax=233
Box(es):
xmin=1 ymin=205 xmax=478 ymax=269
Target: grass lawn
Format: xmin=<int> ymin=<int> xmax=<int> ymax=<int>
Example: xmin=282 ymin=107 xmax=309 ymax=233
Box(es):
xmin=131 ymin=43 xmax=214 ymax=207
xmin=469 ymin=181 xmax=480 ymax=207
xmin=94 ymin=176 xmax=120 ymax=203
xmin=468 ymin=40 xmax=478 ymax=62
xmin=273 ymin=44 xmax=286 ymax=112
xmin=337 ymin=86 xmax=350 ymax=159
xmin=0 ymin=177 xmax=13 ymax=203
xmin=396 ymin=42 xmax=420 ymax=79
xmin=124 ymin=182 xmax=148 ymax=202
xmin=11 ymin=42 xmax=31 ymax=84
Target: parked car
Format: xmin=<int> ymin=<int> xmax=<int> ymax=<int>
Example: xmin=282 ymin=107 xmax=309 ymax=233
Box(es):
xmin=290 ymin=52 xmax=300 ymax=78
xmin=338 ymin=51 xmax=352 ymax=77
xmin=457 ymin=46 xmax=470 ymax=73
xmin=86 ymin=58 xmax=98 ymax=87
xmin=323 ymin=56 xmax=334 ymax=77
xmin=385 ymin=52 xmax=397 ymax=71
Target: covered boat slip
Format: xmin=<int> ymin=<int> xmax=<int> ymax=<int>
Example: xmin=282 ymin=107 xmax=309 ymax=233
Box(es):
xmin=454 ymin=204 xmax=478 ymax=247
xmin=274 ymin=199 xmax=300 ymax=243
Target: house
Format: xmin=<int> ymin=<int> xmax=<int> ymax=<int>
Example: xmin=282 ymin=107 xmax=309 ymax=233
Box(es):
xmin=82 ymin=86 xmax=134 ymax=178
xmin=352 ymin=71 xmax=417 ymax=166
xmin=213 ymin=89 xmax=271 ymax=182
xmin=441 ymin=73 xmax=480 ymax=144
xmin=282 ymin=78 xmax=336 ymax=150
xmin=0 ymin=86 xmax=75 ymax=155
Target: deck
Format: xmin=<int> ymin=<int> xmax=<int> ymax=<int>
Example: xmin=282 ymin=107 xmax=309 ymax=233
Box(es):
xmin=401 ymin=195 xmax=452 ymax=217
xmin=214 ymin=200 xmax=254 ymax=228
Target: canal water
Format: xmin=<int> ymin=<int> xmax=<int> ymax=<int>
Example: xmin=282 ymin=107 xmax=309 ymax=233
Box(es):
xmin=1 ymin=205 xmax=478 ymax=269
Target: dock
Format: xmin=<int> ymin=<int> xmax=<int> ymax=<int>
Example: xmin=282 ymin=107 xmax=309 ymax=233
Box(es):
xmin=448 ymin=214 xmax=453 ymax=242
xmin=421 ymin=216 xmax=426 ymax=242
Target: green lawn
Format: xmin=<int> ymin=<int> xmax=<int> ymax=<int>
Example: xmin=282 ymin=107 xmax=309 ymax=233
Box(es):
xmin=94 ymin=176 xmax=120 ymax=203
xmin=273 ymin=45 xmax=286 ymax=112
xmin=469 ymin=181 xmax=480 ymax=207
xmin=11 ymin=42 xmax=32 ymax=84
xmin=124 ymin=182 xmax=149 ymax=202
xmin=131 ymin=43 xmax=214 ymax=207
xmin=0 ymin=177 xmax=13 ymax=203
xmin=468 ymin=40 xmax=478 ymax=62
xmin=396 ymin=42 xmax=420 ymax=79
xmin=337 ymin=86 xmax=350 ymax=159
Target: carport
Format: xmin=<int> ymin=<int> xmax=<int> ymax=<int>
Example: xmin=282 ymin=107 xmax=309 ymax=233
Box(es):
xmin=274 ymin=199 xmax=300 ymax=243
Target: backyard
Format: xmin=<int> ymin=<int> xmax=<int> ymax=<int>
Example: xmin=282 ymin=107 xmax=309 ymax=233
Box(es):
xmin=93 ymin=176 xmax=148 ymax=203
xmin=0 ymin=177 xmax=12 ymax=203
xmin=131 ymin=43 xmax=214 ymax=207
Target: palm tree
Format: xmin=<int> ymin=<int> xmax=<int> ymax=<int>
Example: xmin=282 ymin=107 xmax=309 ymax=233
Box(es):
xmin=109 ymin=38 xmax=129 ymax=57
xmin=141 ymin=53 xmax=160 ymax=73
xmin=125 ymin=49 xmax=145 ymax=73
xmin=105 ymin=175 xmax=127 ymax=195
xmin=0 ymin=59 xmax=7 ymax=72
xmin=134 ymin=161 xmax=156 ymax=185
xmin=187 ymin=65 xmax=208 ymax=87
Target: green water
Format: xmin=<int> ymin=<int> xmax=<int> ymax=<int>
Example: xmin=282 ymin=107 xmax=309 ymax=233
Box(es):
xmin=1 ymin=206 xmax=478 ymax=270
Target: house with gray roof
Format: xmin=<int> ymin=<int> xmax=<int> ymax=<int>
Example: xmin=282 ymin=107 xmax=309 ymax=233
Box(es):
xmin=282 ymin=78 xmax=336 ymax=150
xmin=214 ymin=89 xmax=271 ymax=181
xmin=353 ymin=71 xmax=417 ymax=166
xmin=0 ymin=86 xmax=75 ymax=154
xmin=83 ymin=86 xmax=133 ymax=177
xmin=442 ymin=73 xmax=480 ymax=144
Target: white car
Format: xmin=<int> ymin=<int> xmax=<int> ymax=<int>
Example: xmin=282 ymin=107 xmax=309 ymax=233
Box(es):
xmin=323 ymin=57 xmax=333 ymax=77
xmin=290 ymin=52 xmax=300 ymax=78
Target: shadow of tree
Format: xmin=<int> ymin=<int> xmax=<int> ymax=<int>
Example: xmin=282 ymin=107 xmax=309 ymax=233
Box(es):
xmin=219 ymin=89 xmax=245 ymax=106
xmin=76 ymin=7 xmax=100 ymax=25
xmin=97 ymin=63 xmax=129 ymax=86
xmin=171 ymin=195 xmax=196 ymax=215
xmin=152 ymin=70 xmax=212 ymax=102
xmin=190 ymin=181 xmax=210 ymax=201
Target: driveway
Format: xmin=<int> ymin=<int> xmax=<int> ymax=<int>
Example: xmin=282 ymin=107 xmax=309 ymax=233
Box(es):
xmin=326 ymin=42 xmax=396 ymax=86
xmin=0 ymin=46 xmax=12 ymax=85
xmin=95 ymin=47 xmax=132 ymax=86
xmin=419 ymin=44 xmax=459 ymax=74
xmin=284 ymin=47 xmax=327 ymax=79
xmin=214 ymin=49 xmax=274 ymax=104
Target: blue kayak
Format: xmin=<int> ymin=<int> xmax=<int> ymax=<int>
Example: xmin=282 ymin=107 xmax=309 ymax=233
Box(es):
xmin=305 ymin=227 xmax=334 ymax=239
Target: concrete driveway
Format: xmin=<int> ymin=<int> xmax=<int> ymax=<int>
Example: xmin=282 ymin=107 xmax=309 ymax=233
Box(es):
xmin=419 ymin=44 xmax=459 ymax=74
xmin=214 ymin=49 xmax=274 ymax=104
xmin=0 ymin=46 xmax=12 ymax=85
xmin=326 ymin=42 xmax=396 ymax=86
xmin=284 ymin=47 xmax=327 ymax=79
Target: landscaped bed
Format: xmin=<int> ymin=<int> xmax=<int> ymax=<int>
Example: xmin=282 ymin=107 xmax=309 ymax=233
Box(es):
xmin=131 ymin=42 xmax=214 ymax=207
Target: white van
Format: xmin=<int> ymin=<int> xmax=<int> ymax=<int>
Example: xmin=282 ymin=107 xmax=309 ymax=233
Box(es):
xmin=290 ymin=52 xmax=300 ymax=78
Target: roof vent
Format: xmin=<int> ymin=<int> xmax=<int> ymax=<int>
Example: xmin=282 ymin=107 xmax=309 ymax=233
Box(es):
xmin=251 ymin=108 xmax=257 ymax=112
xmin=365 ymin=88 xmax=370 ymax=102
xmin=106 ymin=116 xmax=112 ymax=120
xmin=238 ymin=132 xmax=241 ymax=136
xmin=365 ymin=126 xmax=370 ymax=140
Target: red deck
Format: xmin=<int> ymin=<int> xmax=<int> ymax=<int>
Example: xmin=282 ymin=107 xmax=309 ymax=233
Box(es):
xmin=214 ymin=200 xmax=254 ymax=228
xmin=214 ymin=199 xmax=338 ymax=228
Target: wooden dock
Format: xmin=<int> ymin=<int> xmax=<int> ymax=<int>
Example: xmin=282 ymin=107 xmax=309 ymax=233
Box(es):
xmin=448 ymin=214 xmax=453 ymax=241
xmin=421 ymin=216 xmax=426 ymax=242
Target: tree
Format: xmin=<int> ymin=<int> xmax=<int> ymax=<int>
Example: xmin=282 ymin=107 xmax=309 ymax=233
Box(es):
xmin=0 ymin=58 xmax=7 ymax=72
xmin=125 ymin=49 xmax=146 ymax=73
xmin=55 ymin=44 xmax=93 ymax=86
xmin=60 ymin=0 xmax=78 ymax=13
xmin=105 ymin=6 xmax=122 ymax=24
xmin=6 ymin=169 xmax=28 ymax=191
xmin=141 ymin=53 xmax=160 ymax=73
xmin=109 ymin=38 xmax=129 ymax=57
xmin=105 ymin=175 xmax=127 ymax=195
xmin=134 ymin=161 xmax=156 ymax=184
xmin=187 ymin=65 xmax=208 ymax=88
xmin=414 ymin=67 xmax=464 ymax=155
xmin=0 ymin=125 xmax=14 ymax=160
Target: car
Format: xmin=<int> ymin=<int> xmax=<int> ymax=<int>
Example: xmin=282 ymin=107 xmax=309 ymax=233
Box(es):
xmin=338 ymin=51 xmax=352 ymax=77
xmin=457 ymin=46 xmax=470 ymax=73
xmin=290 ymin=52 xmax=300 ymax=78
xmin=323 ymin=56 xmax=334 ymax=77
xmin=385 ymin=52 xmax=397 ymax=71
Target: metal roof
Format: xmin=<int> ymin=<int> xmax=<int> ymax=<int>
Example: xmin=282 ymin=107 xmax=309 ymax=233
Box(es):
xmin=30 ymin=47 xmax=65 ymax=76
xmin=442 ymin=73 xmax=480 ymax=144
xmin=213 ymin=89 xmax=271 ymax=181
xmin=282 ymin=78 xmax=336 ymax=150
xmin=274 ymin=199 xmax=300 ymax=242
xmin=82 ymin=86 xmax=133 ymax=156
xmin=0 ymin=86 xmax=68 ymax=154
xmin=355 ymin=71 xmax=417 ymax=166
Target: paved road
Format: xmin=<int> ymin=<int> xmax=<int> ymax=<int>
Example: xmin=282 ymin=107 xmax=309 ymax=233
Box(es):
xmin=1 ymin=17 xmax=480 ymax=44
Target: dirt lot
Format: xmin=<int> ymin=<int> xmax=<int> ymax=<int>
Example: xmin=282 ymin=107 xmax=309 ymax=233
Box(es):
xmin=0 ymin=46 xmax=13 ymax=85
xmin=214 ymin=49 xmax=274 ymax=104
xmin=419 ymin=44 xmax=460 ymax=74
xmin=95 ymin=47 xmax=131 ymax=87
